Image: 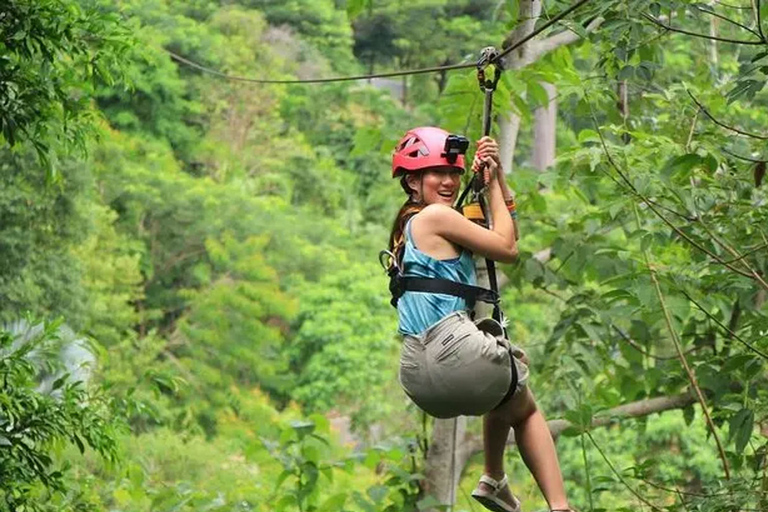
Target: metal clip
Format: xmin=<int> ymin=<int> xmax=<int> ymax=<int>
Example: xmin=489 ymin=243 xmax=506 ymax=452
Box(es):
xmin=378 ymin=249 xmax=399 ymax=273
xmin=476 ymin=46 xmax=503 ymax=92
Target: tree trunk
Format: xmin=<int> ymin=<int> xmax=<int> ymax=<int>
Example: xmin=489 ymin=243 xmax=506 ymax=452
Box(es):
xmin=709 ymin=3 xmax=719 ymax=67
xmin=617 ymin=80 xmax=630 ymax=144
xmin=401 ymin=74 xmax=408 ymax=107
xmin=437 ymin=58 xmax=450 ymax=95
xmin=499 ymin=112 xmax=521 ymax=175
xmin=498 ymin=0 xmax=542 ymax=174
xmin=423 ymin=417 xmax=467 ymax=508
xmin=532 ymin=82 xmax=557 ymax=171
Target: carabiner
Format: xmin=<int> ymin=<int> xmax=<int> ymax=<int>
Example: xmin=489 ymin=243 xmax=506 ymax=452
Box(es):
xmin=476 ymin=46 xmax=503 ymax=93
xmin=378 ymin=249 xmax=399 ymax=272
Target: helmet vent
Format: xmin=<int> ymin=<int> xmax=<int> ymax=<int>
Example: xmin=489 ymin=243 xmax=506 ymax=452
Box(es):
xmin=399 ymin=136 xmax=417 ymax=151
xmin=406 ymin=145 xmax=429 ymax=158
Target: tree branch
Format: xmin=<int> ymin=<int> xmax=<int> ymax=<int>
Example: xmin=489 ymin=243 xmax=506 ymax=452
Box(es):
xmin=643 ymin=13 xmax=764 ymax=45
xmin=586 ymin=430 xmax=665 ymax=511
xmin=692 ymin=3 xmax=762 ymax=38
xmin=680 ymin=289 xmax=768 ymax=360
xmin=694 ymin=214 xmax=768 ymax=289
xmin=722 ymin=241 xmax=768 ymax=263
xmin=612 ymin=324 xmax=699 ymax=361
xmin=722 ymin=147 xmax=766 ymax=163
xmin=529 ymin=17 xmax=604 ymax=62
xmin=459 ymin=392 xmax=697 ymax=466
xmin=688 ymin=89 xmax=768 ymax=140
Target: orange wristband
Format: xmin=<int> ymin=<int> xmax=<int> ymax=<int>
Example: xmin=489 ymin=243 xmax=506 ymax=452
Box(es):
xmin=505 ymin=199 xmax=518 ymax=219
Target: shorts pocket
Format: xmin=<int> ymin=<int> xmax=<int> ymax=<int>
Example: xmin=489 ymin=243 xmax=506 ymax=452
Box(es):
xmin=434 ymin=331 xmax=472 ymax=362
xmin=400 ymin=336 xmax=422 ymax=369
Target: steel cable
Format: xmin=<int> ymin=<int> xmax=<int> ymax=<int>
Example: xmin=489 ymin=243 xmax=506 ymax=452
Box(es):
xmin=165 ymin=0 xmax=592 ymax=84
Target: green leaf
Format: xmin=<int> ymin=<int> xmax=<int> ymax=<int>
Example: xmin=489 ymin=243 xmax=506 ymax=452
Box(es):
xmin=319 ymin=493 xmax=348 ymax=512
xmin=601 ymin=289 xmax=634 ymax=303
xmin=276 ymin=494 xmax=297 ymax=511
xmin=578 ymin=129 xmax=600 ymax=143
xmin=274 ymin=469 xmax=293 ymax=491
xmin=729 ymin=408 xmax=754 ymax=454
xmin=636 ymin=62 xmax=653 ymax=81
xmin=683 ymin=405 xmax=695 ymax=426
xmin=527 ymin=80 xmax=550 ymax=108
xmin=662 ymin=154 xmax=702 ymax=177
xmin=73 ymin=434 xmax=85 ymax=454
xmin=346 ymin=0 xmax=367 ymax=19
xmin=303 ymin=444 xmax=321 ymax=465
xmin=577 ymin=321 xmax=601 ymax=342
xmin=618 ymin=65 xmax=634 ymax=81
xmin=352 ymin=491 xmax=376 ymax=512
xmin=51 ymin=373 xmax=69 ymax=391
xmin=417 ymin=495 xmax=446 ymax=510
xmin=367 ymin=484 xmax=389 ymax=504
xmin=727 ymin=79 xmax=765 ymax=104
xmin=351 ymin=127 xmax=382 ymax=158
xmin=290 ymin=420 xmax=316 ymax=439
xmin=560 ymin=426 xmax=582 ymax=437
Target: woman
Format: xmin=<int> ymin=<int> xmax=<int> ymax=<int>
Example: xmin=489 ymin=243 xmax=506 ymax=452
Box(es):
xmin=387 ymin=126 xmax=572 ymax=512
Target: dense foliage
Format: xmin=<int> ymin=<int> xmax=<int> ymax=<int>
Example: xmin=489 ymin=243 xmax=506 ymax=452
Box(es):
xmin=1 ymin=0 xmax=767 ymax=511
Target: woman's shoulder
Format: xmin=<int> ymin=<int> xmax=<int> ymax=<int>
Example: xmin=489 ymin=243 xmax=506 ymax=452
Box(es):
xmin=410 ymin=204 xmax=467 ymax=251
xmin=416 ymin=203 xmax=460 ymax=224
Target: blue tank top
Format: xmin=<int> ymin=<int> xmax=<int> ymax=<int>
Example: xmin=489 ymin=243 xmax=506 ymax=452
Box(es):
xmin=397 ymin=215 xmax=477 ymax=335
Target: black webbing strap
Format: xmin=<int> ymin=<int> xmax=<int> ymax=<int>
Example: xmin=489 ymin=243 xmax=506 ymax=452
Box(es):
xmin=475 ymin=48 xmax=504 ymax=327
xmin=388 ymin=272 xmax=499 ymax=309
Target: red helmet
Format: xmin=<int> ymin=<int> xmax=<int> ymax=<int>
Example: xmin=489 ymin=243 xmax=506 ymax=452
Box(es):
xmin=392 ymin=126 xmax=466 ymax=178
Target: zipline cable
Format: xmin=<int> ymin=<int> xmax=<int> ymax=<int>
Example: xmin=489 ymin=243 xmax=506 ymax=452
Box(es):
xmin=165 ymin=0 xmax=592 ymax=84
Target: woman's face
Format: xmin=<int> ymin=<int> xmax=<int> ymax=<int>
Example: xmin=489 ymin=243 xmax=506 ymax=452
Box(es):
xmin=407 ymin=167 xmax=463 ymax=206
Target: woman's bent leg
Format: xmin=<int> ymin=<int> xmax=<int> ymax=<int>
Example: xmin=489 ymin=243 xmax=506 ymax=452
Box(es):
xmin=481 ymin=388 xmax=569 ymax=511
xmin=479 ymin=399 xmax=518 ymax=508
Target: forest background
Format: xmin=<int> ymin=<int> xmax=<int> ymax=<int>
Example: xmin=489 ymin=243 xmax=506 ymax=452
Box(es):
xmin=2 ymin=0 xmax=768 ymax=511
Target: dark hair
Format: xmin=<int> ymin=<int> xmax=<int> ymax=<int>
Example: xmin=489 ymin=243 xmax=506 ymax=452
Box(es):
xmin=387 ymin=175 xmax=423 ymax=271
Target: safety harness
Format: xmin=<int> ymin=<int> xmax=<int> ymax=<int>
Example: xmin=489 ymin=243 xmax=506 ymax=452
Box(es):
xmin=381 ymin=47 xmax=507 ymax=327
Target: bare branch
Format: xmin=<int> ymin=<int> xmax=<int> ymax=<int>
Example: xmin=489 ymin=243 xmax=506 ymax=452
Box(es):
xmin=459 ymin=392 xmax=697 ymax=466
xmin=692 ymin=3 xmax=762 ymax=38
xmin=631 ymin=474 xmax=731 ymax=498
xmin=530 ymin=17 xmax=604 ymax=62
xmin=587 ymin=431 xmax=666 ymax=511
xmin=722 ymin=147 xmax=766 ymax=162
xmin=688 ymin=90 xmax=768 ymax=140
xmin=680 ymin=289 xmax=768 ymax=360
xmin=685 ymin=109 xmax=699 ymax=151
xmin=612 ymin=325 xmax=699 ymax=360
xmin=716 ymin=1 xmax=752 ymax=9
xmin=722 ymin=241 xmax=768 ymax=263
xmin=643 ymin=12 xmax=765 ymax=45
xmin=695 ymin=215 xmax=768 ymax=289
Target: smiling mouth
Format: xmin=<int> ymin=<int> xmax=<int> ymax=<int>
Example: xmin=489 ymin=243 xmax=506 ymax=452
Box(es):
xmin=438 ymin=191 xmax=455 ymax=199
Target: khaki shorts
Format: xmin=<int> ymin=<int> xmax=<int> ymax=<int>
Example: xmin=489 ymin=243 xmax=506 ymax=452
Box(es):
xmin=399 ymin=311 xmax=529 ymax=419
